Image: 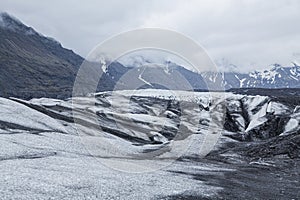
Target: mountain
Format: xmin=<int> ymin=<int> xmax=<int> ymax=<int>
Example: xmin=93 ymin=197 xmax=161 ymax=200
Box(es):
xmin=1 ymin=12 xmax=300 ymax=100
xmin=0 ymin=12 xmax=85 ymax=99
xmin=0 ymin=13 xmax=299 ymax=199
xmin=71 ymin=58 xmax=210 ymax=96
xmin=109 ymin=59 xmax=300 ymax=91
xmin=118 ymin=59 xmax=300 ymax=90
xmin=111 ymin=62 xmax=208 ymax=90
xmin=0 ymin=13 xmax=171 ymax=98
xmin=202 ymin=63 xmax=300 ymax=89
xmin=113 ymin=55 xmax=300 ymax=91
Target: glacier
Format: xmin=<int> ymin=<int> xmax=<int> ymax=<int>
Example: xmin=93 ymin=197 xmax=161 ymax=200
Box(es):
xmin=0 ymin=90 xmax=299 ymax=199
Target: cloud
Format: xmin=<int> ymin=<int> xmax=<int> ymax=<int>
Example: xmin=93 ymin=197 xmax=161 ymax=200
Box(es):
xmin=1 ymin=0 xmax=300 ymax=71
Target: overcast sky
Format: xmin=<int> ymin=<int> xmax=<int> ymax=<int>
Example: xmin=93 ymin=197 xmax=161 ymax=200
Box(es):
xmin=1 ymin=0 xmax=300 ymax=71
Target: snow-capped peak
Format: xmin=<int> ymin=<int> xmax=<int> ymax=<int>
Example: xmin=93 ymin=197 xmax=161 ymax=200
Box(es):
xmin=249 ymin=64 xmax=282 ymax=80
xmin=269 ymin=63 xmax=283 ymax=71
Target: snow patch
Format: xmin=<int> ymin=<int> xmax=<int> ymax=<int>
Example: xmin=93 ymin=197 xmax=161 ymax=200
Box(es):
xmin=100 ymin=57 xmax=108 ymax=73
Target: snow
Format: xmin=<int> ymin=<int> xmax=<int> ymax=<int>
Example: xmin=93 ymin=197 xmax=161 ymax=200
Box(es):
xmin=294 ymin=106 xmax=300 ymax=113
xmin=0 ymin=150 xmax=223 ymax=199
xmin=243 ymin=96 xmax=269 ymax=132
xmin=249 ymin=72 xmax=258 ymax=79
xmin=20 ymin=89 xmax=290 ymax=139
xmin=283 ymin=118 xmax=299 ymax=134
xmin=239 ymin=78 xmax=245 ymax=87
xmin=138 ymin=67 xmax=153 ymax=87
xmin=29 ymin=97 xmax=63 ymax=106
xmin=0 ymin=89 xmax=297 ymax=199
xmin=1 ymin=91 xmax=241 ymax=199
xmin=234 ymin=75 xmax=246 ymax=87
xmin=164 ymin=62 xmax=171 ymax=74
xmin=283 ymin=107 xmax=300 ymax=134
xmin=106 ymin=89 xmax=224 ymax=106
xmin=100 ymin=57 xmax=108 ymax=73
xmin=245 ymin=116 xmax=268 ymax=133
xmin=267 ymin=101 xmax=290 ymax=115
xmin=95 ymin=90 xmax=293 ymax=139
xmin=0 ymin=98 xmax=67 ymax=133
xmin=251 ymin=68 xmax=279 ymax=83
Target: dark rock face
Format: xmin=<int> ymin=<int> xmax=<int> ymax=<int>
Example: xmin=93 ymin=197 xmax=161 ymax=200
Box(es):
xmin=244 ymin=132 xmax=300 ymax=159
xmin=0 ymin=13 xmax=84 ymax=99
xmin=245 ymin=114 xmax=291 ymax=141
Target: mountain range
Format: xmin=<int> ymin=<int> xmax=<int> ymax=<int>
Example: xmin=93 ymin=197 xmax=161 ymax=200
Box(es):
xmin=0 ymin=12 xmax=299 ymax=199
xmin=1 ymin=12 xmax=300 ymax=99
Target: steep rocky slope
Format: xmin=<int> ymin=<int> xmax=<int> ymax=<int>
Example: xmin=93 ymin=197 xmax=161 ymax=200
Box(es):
xmin=0 ymin=12 xmax=84 ymax=99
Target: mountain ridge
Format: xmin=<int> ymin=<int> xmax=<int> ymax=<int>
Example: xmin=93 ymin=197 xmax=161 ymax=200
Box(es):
xmin=1 ymin=12 xmax=300 ymax=100
xmin=0 ymin=12 xmax=84 ymax=99
xmin=117 ymin=55 xmax=300 ymax=90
